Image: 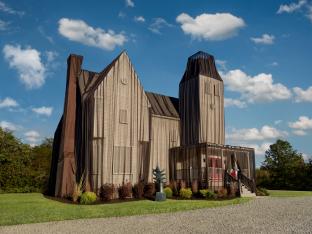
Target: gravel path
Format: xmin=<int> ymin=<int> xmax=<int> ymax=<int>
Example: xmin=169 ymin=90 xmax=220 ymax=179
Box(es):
xmin=1 ymin=197 xmax=312 ymax=234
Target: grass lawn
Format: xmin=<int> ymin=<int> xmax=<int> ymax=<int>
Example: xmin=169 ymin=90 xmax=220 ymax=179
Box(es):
xmin=268 ymin=190 xmax=312 ymax=197
xmin=0 ymin=193 xmax=251 ymax=226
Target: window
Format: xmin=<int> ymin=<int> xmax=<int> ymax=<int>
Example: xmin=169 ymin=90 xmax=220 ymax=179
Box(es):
xmin=214 ymin=84 xmax=220 ymax=96
xmin=119 ymin=109 xmax=127 ymax=124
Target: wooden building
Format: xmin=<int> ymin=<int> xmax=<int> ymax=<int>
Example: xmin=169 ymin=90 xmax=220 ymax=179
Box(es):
xmin=48 ymin=51 xmax=256 ymax=197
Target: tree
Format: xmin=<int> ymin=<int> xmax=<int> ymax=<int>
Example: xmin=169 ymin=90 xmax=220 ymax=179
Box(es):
xmin=261 ymin=139 xmax=305 ymax=189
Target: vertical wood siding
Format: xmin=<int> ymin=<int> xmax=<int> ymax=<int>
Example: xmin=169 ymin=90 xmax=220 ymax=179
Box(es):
xmin=92 ymin=53 xmax=150 ymax=190
xmin=149 ymin=115 xmax=180 ymax=182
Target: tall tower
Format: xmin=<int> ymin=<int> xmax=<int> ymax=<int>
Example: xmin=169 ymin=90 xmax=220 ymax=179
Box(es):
xmin=179 ymin=51 xmax=225 ymax=146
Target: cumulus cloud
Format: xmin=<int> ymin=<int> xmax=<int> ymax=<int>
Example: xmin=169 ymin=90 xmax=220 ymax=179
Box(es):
xmin=0 ymin=1 xmax=24 ymax=16
xmin=243 ymin=142 xmax=271 ymax=156
xmin=251 ymin=34 xmax=275 ymax=45
xmin=224 ymin=98 xmax=247 ymax=108
xmin=216 ymin=59 xmax=227 ymax=71
xmin=289 ymin=116 xmax=312 ymax=130
xmin=24 ymin=130 xmax=40 ymax=143
xmin=32 ymin=106 xmax=53 ymax=117
xmin=45 ymin=51 xmax=58 ymax=63
xmin=176 ymin=12 xmax=245 ymax=41
xmin=292 ymin=129 xmax=307 ymax=136
xmin=0 ymin=97 xmax=18 ymax=108
xmin=293 ymin=86 xmax=312 ymax=102
xmin=0 ymin=120 xmax=18 ymax=131
xmin=3 ymin=44 xmax=46 ymax=89
xmin=125 ymin=0 xmax=134 ymax=7
xmin=274 ymin=120 xmax=283 ymax=125
xmin=148 ymin=18 xmax=173 ymax=34
xmin=134 ymin=16 xmax=145 ymax=22
xmin=277 ymin=0 xmax=307 ymax=14
xmin=58 ymin=18 xmax=127 ymax=51
xmin=226 ymin=125 xmax=287 ymax=141
xmin=222 ymin=69 xmax=292 ymax=104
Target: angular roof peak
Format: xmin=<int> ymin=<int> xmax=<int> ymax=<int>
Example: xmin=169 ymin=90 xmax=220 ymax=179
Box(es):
xmin=180 ymin=50 xmax=222 ymax=84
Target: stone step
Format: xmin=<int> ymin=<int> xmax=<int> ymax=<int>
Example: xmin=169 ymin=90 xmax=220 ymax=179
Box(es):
xmin=241 ymin=184 xmax=256 ymax=197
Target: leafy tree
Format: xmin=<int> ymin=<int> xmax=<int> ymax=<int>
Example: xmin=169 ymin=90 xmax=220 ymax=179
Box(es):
xmin=0 ymin=127 xmax=52 ymax=193
xmin=261 ymin=139 xmax=305 ymax=189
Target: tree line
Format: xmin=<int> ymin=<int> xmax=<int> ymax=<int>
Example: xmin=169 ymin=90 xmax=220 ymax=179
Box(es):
xmin=0 ymin=127 xmax=311 ymax=193
xmin=0 ymin=127 xmax=52 ymax=193
xmin=257 ymin=139 xmax=312 ymax=190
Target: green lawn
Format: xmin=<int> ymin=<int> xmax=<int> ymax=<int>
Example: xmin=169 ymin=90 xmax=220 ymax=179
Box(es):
xmin=268 ymin=190 xmax=312 ymax=197
xmin=0 ymin=193 xmax=251 ymax=226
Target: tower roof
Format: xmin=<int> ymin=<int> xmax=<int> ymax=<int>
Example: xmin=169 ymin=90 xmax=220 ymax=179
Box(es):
xmin=180 ymin=51 xmax=222 ymax=84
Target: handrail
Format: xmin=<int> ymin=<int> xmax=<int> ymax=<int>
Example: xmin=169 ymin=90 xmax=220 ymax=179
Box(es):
xmin=238 ymin=172 xmax=255 ymax=193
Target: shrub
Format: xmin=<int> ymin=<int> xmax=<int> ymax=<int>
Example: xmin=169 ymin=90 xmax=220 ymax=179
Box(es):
xmin=199 ymin=189 xmax=216 ymax=199
xmin=133 ymin=182 xmax=144 ymax=199
xmin=144 ymin=183 xmax=155 ymax=198
xmin=179 ymin=188 xmax=192 ymax=199
xmin=118 ymin=183 xmax=132 ymax=199
xmin=217 ymin=188 xmax=228 ymax=199
xmin=164 ymin=187 xmax=173 ymax=198
xmin=80 ymin=192 xmax=97 ymax=204
xmin=72 ymin=173 xmax=84 ymax=202
xmin=256 ymin=187 xmax=270 ymax=196
xmin=100 ymin=184 xmax=114 ymax=201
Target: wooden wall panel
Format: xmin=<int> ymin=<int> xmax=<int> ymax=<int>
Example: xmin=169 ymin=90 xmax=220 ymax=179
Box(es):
xmin=91 ymin=52 xmax=150 ymax=190
xmin=148 ymin=115 xmax=180 ymax=182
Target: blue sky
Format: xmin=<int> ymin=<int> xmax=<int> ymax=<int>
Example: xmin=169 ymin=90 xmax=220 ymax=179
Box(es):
xmin=0 ymin=0 xmax=311 ymax=166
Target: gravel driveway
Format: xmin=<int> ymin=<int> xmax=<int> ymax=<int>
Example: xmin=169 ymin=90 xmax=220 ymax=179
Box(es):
xmin=1 ymin=196 xmax=312 ymax=234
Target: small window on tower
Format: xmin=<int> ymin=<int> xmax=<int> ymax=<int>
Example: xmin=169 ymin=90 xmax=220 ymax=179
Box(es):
xmin=214 ymin=84 xmax=220 ymax=96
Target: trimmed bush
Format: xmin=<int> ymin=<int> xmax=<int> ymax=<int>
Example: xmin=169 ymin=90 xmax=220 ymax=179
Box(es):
xmin=144 ymin=183 xmax=155 ymax=198
xmin=179 ymin=188 xmax=192 ymax=199
xmin=118 ymin=183 xmax=132 ymax=199
xmin=80 ymin=192 xmax=97 ymax=204
xmin=100 ymin=184 xmax=114 ymax=201
xmin=256 ymin=187 xmax=270 ymax=196
xmin=164 ymin=187 xmax=173 ymax=198
xmin=217 ymin=188 xmax=228 ymax=199
xmin=199 ymin=189 xmax=217 ymax=199
xmin=133 ymin=182 xmax=144 ymax=199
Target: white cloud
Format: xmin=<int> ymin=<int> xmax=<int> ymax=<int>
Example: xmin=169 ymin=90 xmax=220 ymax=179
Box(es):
xmin=176 ymin=12 xmax=245 ymax=41
xmin=216 ymin=59 xmax=227 ymax=70
xmin=277 ymin=0 xmax=307 ymax=14
xmin=293 ymin=86 xmax=312 ymax=102
xmin=307 ymin=5 xmax=312 ymax=22
xmin=0 ymin=120 xmax=17 ymax=131
xmin=289 ymin=116 xmax=312 ymax=130
xmin=0 ymin=19 xmax=9 ymax=31
xmin=3 ymin=44 xmax=46 ymax=89
xmin=222 ymin=69 xmax=292 ymax=104
xmin=270 ymin=62 xmax=279 ymax=66
xmin=149 ymin=18 xmax=173 ymax=34
xmin=58 ymin=18 xmax=127 ymax=51
xmin=32 ymin=106 xmax=53 ymax=117
xmin=134 ymin=16 xmax=145 ymax=22
xmin=250 ymin=34 xmax=275 ymax=45
xmin=125 ymin=0 xmax=134 ymax=7
xmin=24 ymin=130 xmax=40 ymax=143
xmin=0 ymin=1 xmax=24 ymax=16
xmin=224 ymin=98 xmax=246 ymax=108
xmin=118 ymin=11 xmax=126 ymax=18
xmin=45 ymin=51 xmax=58 ymax=63
xmin=226 ymin=125 xmax=287 ymax=141
xmin=274 ymin=120 xmax=282 ymax=125
xmin=0 ymin=97 xmax=18 ymax=108
xmin=292 ymin=129 xmax=307 ymax=136
xmin=244 ymin=142 xmax=271 ymax=156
